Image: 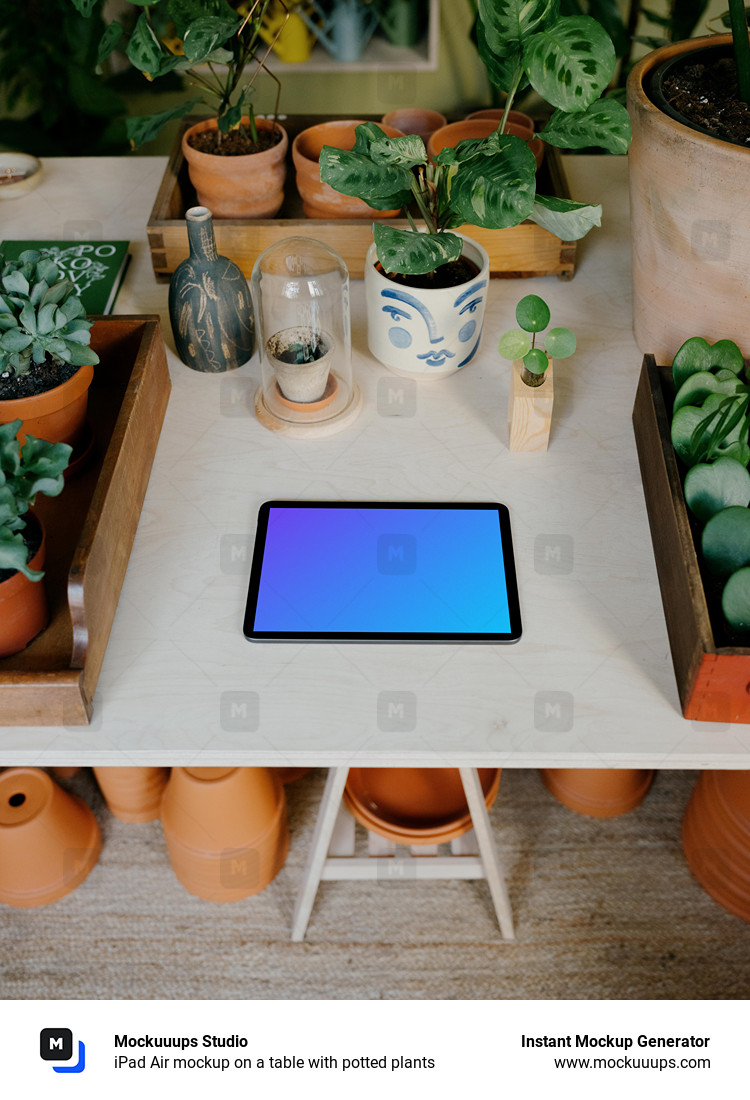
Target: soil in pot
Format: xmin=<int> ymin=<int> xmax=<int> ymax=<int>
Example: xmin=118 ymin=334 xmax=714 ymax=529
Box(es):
xmin=658 ymin=53 xmax=750 ymax=146
xmin=187 ymin=123 xmax=283 ymax=156
xmin=0 ymin=359 xmax=79 ymax=401
xmin=375 ymin=256 xmax=480 ymax=291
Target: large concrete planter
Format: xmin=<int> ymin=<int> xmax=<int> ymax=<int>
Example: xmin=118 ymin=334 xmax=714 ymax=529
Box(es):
xmin=627 ymin=35 xmax=750 ymax=361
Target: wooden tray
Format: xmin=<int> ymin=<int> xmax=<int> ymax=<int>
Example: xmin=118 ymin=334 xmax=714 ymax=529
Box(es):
xmin=632 ymin=353 xmax=750 ymax=723
xmin=148 ymin=115 xmax=576 ymax=282
xmin=0 ymin=317 xmax=171 ymax=726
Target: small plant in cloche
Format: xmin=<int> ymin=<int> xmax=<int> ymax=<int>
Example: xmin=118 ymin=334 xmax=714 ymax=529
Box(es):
xmin=497 ymin=294 xmax=576 ymax=387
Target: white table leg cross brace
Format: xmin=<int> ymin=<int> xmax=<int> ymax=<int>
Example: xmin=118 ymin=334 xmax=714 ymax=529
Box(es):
xmin=291 ymin=766 xmax=515 ymax=941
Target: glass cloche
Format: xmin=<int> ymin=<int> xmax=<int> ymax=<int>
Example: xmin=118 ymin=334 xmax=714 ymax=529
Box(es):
xmin=251 ymin=238 xmax=362 ymax=435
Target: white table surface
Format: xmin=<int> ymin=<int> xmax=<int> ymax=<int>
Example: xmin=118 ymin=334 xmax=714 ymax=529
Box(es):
xmin=2 ymin=153 xmax=749 ymax=769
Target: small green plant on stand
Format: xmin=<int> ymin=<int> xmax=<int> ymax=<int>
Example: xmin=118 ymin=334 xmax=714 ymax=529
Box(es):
xmin=0 ymin=420 xmax=72 ymax=581
xmin=497 ymin=294 xmax=576 ymax=387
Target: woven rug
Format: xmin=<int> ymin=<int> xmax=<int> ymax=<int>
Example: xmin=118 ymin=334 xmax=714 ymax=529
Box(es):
xmin=2 ymin=767 xmax=749 ymax=1000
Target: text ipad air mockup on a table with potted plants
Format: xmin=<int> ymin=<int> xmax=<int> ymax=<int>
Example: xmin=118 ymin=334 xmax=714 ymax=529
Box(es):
xmin=244 ymin=502 xmax=521 ymax=643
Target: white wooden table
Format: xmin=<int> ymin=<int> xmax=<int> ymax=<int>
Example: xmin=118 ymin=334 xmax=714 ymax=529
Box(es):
xmin=1 ymin=153 xmax=749 ymax=775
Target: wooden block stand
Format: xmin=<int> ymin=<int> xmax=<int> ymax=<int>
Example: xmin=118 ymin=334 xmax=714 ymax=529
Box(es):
xmin=632 ymin=353 xmax=750 ymax=722
xmin=148 ymin=116 xmax=577 ymax=282
xmin=508 ymin=359 xmax=554 ymax=452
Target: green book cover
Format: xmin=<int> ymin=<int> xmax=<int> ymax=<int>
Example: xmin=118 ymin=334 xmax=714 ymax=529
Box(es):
xmin=0 ymin=240 xmax=130 ymax=315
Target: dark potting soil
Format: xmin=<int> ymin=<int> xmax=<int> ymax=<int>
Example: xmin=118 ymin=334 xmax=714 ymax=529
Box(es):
xmin=661 ymin=56 xmax=750 ymax=146
xmin=376 ymin=256 xmax=480 ymax=290
xmin=0 ymin=358 xmax=79 ymax=401
xmin=187 ymin=124 xmax=283 ymax=156
xmin=0 ymin=513 xmax=42 ymax=584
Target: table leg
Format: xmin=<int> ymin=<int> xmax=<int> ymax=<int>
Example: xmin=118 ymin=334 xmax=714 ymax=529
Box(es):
xmin=459 ymin=767 xmax=515 ymax=940
xmin=291 ymin=765 xmax=350 ymax=942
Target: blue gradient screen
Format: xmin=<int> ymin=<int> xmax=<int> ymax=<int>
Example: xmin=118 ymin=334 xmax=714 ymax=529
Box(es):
xmin=249 ymin=505 xmax=518 ymax=638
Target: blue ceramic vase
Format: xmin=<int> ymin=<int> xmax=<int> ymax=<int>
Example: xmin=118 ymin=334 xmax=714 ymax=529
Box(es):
xmin=168 ymin=206 xmax=255 ymax=372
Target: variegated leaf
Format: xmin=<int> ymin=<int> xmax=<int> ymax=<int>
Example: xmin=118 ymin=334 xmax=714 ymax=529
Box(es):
xmin=527 ymin=194 xmax=602 ymax=239
xmin=448 ymin=134 xmax=536 ymax=229
xmin=372 ymin=226 xmax=463 ymax=276
xmin=524 ymin=16 xmax=616 ymax=110
xmin=319 ymin=147 xmax=412 ymax=211
xmin=541 ymin=99 xmax=632 ymax=153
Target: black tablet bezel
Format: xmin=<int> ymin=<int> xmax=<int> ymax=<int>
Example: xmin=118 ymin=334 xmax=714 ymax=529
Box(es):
xmin=243 ymin=501 xmax=522 ymax=644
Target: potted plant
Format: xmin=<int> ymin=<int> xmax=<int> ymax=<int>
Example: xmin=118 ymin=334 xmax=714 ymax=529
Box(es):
xmin=632 ymin=334 xmax=750 ymax=722
xmin=0 ymin=418 xmax=72 ymax=658
xmin=265 ymin=326 xmax=336 ymax=406
xmin=0 ymin=249 xmax=99 ymax=451
xmin=627 ymin=4 xmax=750 ymax=360
xmin=69 ymin=0 xmax=290 ymax=218
xmin=497 ymin=293 xmax=575 ymax=451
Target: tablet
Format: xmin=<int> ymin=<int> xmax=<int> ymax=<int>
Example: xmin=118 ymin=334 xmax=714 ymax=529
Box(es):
xmin=243 ymin=502 xmax=521 ymax=643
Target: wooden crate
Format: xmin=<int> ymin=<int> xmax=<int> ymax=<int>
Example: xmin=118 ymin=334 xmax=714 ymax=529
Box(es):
xmin=0 ymin=317 xmax=171 ymax=726
xmin=147 ymin=115 xmax=577 ymax=282
xmin=632 ymin=353 xmax=750 ymax=723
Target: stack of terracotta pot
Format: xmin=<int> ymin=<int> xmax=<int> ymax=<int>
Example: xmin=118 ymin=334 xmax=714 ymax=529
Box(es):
xmin=540 ymin=768 xmax=654 ymax=818
xmin=682 ymin=770 xmax=750 ymax=922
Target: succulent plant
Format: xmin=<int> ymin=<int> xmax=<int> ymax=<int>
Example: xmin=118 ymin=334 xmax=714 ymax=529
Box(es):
xmin=0 ymin=419 xmax=72 ymax=580
xmin=0 ymin=249 xmax=99 ymax=379
xmin=497 ymin=294 xmax=576 ymax=387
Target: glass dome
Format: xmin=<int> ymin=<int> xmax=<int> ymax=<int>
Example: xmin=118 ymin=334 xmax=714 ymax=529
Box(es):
xmin=251 ymin=237 xmax=361 ymax=434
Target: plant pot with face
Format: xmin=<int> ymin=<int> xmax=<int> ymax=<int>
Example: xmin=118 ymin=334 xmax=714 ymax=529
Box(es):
xmin=0 ymin=421 xmax=71 ymax=658
xmin=181 ymin=116 xmax=288 ymax=220
xmin=628 ymin=34 xmax=750 ymax=360
xmin=0 ymin=249 xmax=98 ymax=451
xmin=266 ymin=326 xmax=336 ymax=406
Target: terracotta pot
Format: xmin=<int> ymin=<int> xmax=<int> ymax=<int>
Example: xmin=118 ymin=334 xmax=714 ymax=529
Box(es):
xmin=266 ymin=326 xmax=335 ymax=404
xmin=292 ymin=119 xmax=405 ymax=219
xmin=160 ymin=767 xmax=289 ymax=901
xmin=343 ymin=767 xmax=501 ymax=844
xmin=0 ymin=362 xmax=94 ymax=451
xmin=627 ymin=35 xmax=750 ymax=361
xmin=182 ymin=117 xmax=288 ymax=219
xmin=94 ymin=767 xmax=170 ymax=823
xmin=428 ymin=117 xmax=543 ymax=169
xmin=682 ymin=770 xmax=750 ymax=922
xmin=380 ymin=108 xmax=447 ymax=148
xmin=49 ymin=767 xmax=81 ymax=779
xmin=365 ymin=232 xmax=490 ymax=378
xmin=464 ymin=108 xmax=535 ymax=141
xmin=0 ymin=519 xmax=47 ymax=659
xmin=275 ymin=767 xmax=312 ymax=784
xmin=540 ymin=768 xmax=654 ymax=817
xmin=0 ymin=767 xmax=101 ymax=907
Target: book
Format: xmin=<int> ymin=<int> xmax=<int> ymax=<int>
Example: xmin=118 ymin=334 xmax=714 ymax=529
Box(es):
xmin=0 ymin=240 xmax=130 ymax=315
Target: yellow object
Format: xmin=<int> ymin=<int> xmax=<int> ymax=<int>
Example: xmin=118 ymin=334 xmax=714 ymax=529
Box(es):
xmin=259 ymin=2 xmax=316 ymax=63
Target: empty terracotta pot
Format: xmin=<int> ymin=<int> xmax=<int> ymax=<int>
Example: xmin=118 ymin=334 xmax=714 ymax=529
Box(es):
xmin=343 ymin=767 xmax=501 ymax=844
xmin=292 ymin=119 xmax=405 ymax=218
xmin=428 ymin=117 xmax=544 ymax=170
xmin=540 ymin=768 xmax=654 ymax=817
xmin=380 ymin=108 xmax=447 ymax=148
xmin=94 ymin=767 xmax=170 ymax=823
xmin=682 ymin=770 xmax=750 ymax=922
xmin=182 ymin=116 xmax=288 ymax=219
xmin=161 ymin=767 xmax=289 ymax=902
xmin=0 ymin=768 xmax=101 ymax=908
xmin=0 ymin=362 xmax=94 ymax=451
xmin=0 ymin=520 xmax=47 ymax=659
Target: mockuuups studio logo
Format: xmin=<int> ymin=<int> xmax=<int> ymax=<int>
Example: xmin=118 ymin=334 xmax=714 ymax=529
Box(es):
xmin=377 ymin=533 xmax=416 ymax=575
xmin=377 ymin=376 xmax=416 ymax=417
xmin=378 ymin=691 xmax=417 ymax=732
xmin=534 ymin=691 xmax=574 ymax=733
xmin=40 ymin=1028 xmax=86 ymax=1074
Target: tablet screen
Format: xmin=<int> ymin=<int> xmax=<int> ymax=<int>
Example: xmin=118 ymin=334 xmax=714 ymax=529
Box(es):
xmin=244 ymin=502 xmax=521 ymax=643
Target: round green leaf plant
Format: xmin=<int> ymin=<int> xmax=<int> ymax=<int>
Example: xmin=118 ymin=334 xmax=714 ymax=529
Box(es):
xmin=497 ymin=294 xmax=576 ymax=387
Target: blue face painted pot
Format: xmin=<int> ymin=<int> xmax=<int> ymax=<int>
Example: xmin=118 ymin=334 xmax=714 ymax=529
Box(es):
xmin=364 ymin=234 xmax=490 ymax=379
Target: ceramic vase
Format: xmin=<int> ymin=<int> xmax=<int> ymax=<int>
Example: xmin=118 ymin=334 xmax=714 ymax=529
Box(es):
xmin=160 ymin=767 xmax=289 ymax=902
xmin=93 ymin=767 xmax=170 ymax=823
xmin=682 ymin=769 xmax=750 ymax=922
xmin=0 ymin=768 xmax=101 ymax=907
xmin=364 ymin=233 xmax=490 ymax=378
xmin=540 ymin=768 xmax=654 ymax=817
xmin=168 ymin=206 xmax=255 ymax=373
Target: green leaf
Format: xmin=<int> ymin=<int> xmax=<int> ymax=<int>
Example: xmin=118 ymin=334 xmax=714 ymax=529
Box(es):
xmin=19 ymin=303 xmax=37 ymax=335
xmin=478 ymin=0 xmax=560 ymax=51
xmin=474 ymin=15 xmax=527 ymax=94
xmin=546 ymin=326 xmax=576 ymax=358
xmin=684 ymin=458 xmax=750 ymax=524
xmin=67 ymin=0 xmax=98 ymax=15
xmin=524 ymin=16 xmax=616 ymax=111
xmin=126 ymin=99 xmax=201 ymax=148
xmin=497 ymin=330 xmax=531 ymax=360
xmin=0 ymin=329 xmax=33 ymax=353
xmin=722 ymin=568 xmax=750 ymax=634
xmin=369 ymin=134 xmax=427 ymax=169
xmin=2 ymin=270 xmax=29 ymax=296
xmin=40 ymin=280 xmax=72 ymax=308
xmin=319 ymin=146 xmax=412 ymax=212
xmin=96 ymin=20 xmax=124 ymax=68
xmin=182 ymin=15 xmax=241 ymax=63
xmin=540 ymin=99 xmax=632 ymax=153
xmin=64 ymin=343 xmax=99 ymax=367
xmin=527 ymin=194 xmax=602 ymax=239
xmin=672 ymin=336 xmax=745 ymax=389
xmin=447 ymin=133 xmax=536 ymax=229
xmin=673 ymin=370 xmax=745 ymax=413
xmin=169 ymin=0 xmax=238 ymax=38
xmin=126 ymin=13 xmax=164 ymax=74
xmin=516 ymin=294 xmax=550 ymax=332
xmin=218 ymin=102 xmax=243 ymax=133
xmin=671 ymin=405 xmax=710 ymax=467
xmin=0 ymin=527 xmax=40 ymax=580
xmin=372 ymin=225 xmax=463 ymax=276
xmin=703 ymin=507 xmax=750 ymax=577
xmin=523 ymin=348 xmax=550 ymax=374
